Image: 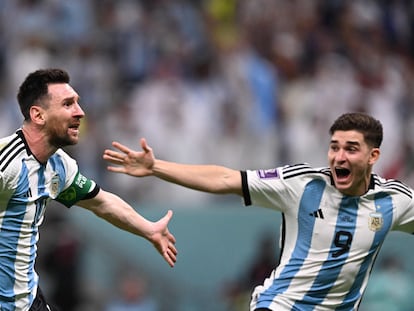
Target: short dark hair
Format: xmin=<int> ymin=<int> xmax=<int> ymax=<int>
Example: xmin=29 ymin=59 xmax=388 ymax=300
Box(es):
xmin=17 ymin=68 xmax=70 ymax=120
xmin=329 ymin=112 xmax=383 ymax=148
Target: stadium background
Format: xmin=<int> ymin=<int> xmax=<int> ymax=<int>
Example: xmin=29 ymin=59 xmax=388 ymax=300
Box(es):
xmin=0 ymin=1 xmax=413 ymax=310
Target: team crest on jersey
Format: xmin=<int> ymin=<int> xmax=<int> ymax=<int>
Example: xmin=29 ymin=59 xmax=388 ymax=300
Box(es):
xmin=368 ymin=212 xmax=383 ymax=232
xmin=50 ymin=174 xmax=60 ymax=198
xmin=257 ymin=169 xmax=279 ymax=179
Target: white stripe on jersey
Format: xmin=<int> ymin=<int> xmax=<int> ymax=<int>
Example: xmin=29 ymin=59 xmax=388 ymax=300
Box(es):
xmin=245 ymin=164 xmax=414 ymax=311
xmin=0 ymin=130 xmax=81 ymax=311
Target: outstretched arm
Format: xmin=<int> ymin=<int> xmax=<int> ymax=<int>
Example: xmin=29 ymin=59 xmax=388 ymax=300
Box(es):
xmin=77 ymin=189 xmax=177 ymax=267
xmin=103 ymin=138 xmax=243 ymax=196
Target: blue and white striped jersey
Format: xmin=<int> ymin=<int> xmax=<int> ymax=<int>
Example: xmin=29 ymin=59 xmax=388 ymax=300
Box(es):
xmin=0 ymin=130 xmax=99 ymax=311
xmin=242 ymin=163 xmax=414 ymax=311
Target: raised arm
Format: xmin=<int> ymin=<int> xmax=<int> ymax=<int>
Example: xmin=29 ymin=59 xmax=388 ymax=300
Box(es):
xmin=103 ymin=138 xmax=243 ymax=196
xmin=76 ymin=189 xmax=177 ymax=267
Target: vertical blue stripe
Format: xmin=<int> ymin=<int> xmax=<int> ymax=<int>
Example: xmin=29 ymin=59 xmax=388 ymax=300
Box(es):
xmin=293 ymin=196 xmax=359 ymax=310
xmin=0 ymin=163 xmax=30 ymax=310
xmin=255 ymin=179 xmax=326 ymax=309
xmin=338 ymin=193 xmax=393 ymax=310
xmin=33 ymin=164 xmax=46 ymax=226
xmin=23 ymin=164 xmax=49 ymax=306
xmin=49 ymin=154 xmax=67 ymax=193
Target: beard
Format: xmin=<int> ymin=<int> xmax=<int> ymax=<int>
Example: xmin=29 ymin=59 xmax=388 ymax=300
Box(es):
xmin=48 ymin=127 xmax=79 ymax=148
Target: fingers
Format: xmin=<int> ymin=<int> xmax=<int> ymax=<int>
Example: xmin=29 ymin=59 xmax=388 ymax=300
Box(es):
xmin=103 ymin=139 xmax=151 ymax=165
xmin=164 ymin=209 xmax=173 ymax=220
xmin=103 ymin=150 xmax=124 ymax=163
xmin=140 ymin=138 xmax=152 ymax=153
xmin=164 ymin=242 xmax=178 ymax=267
xmin=111 ymin=141 xmax=131 ymax=154
xmin=163 ymin=211 xmax=177 ymax=242
xmin=165 ymin=252 xmax=176 ymax=267
xmin=102 ymin=150 xmax=127 ymax=173
xmin=162 ymin=210 xmax=177 ymax=267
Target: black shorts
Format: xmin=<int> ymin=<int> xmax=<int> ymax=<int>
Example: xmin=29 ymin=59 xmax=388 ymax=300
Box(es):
xmin=29 ymin=287 xmax=58 ymax=311
xmin=255 ymin=309 xmax=272 ymax=311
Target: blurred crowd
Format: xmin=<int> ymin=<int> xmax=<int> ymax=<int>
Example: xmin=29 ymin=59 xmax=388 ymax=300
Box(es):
xmin=1 ymin=0 xmax=414 ymax=203
xmin=1 ymin=1 xmax=414 ymax=310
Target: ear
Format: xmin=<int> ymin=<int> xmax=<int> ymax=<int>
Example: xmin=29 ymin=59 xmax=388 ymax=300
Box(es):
xmin=368 ymin=148 xmax=380 ymax=165
xmin=29 ymin=105 xmax=45 ymax=125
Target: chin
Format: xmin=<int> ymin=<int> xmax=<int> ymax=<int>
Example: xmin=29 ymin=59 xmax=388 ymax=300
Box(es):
xmin=69 ymin=138 xmax=79 ymax=145
xmin=334 ymin=182 xmax=350 ymax=193
xmin=53 ymin=138 xmax=78 ymax=148
xmin=69 ymin=134 xmax=80 ymax=143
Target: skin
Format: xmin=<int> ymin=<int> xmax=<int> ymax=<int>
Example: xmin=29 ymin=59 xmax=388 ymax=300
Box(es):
xmin=22 ymin=83 xmax=84 ymax=163
xmin=103 ymin=138 xmax=243 ymax=195
xmin=22 ymin=83 xmax=177 ymax=267
xmin=103 ymin=131 xmax=380 ymax=198
xmin=329 ymin=130 xmax=380 ymax=196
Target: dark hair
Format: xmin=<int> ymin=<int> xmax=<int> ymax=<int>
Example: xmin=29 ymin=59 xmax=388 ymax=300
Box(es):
xmin=329 ymin=112 xmax=383 ymax=148
xmin=17 ymin=68 xmax=70 ymax=120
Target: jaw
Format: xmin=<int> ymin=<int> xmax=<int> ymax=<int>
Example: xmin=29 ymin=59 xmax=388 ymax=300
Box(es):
xmin=66 ymin=120 xmax=82 ymax=142
xmin=48 ymin=127 xmax=80 ymax=148
xmin=334 ymin=178 xmax=352 ymax=193
xmin=332 ymin=167 xmax=355 ymax=195
xmin=333 ymin=171 xmax=369 ymax=196
xmin=68 ymin=127 xmax=80 ymax=139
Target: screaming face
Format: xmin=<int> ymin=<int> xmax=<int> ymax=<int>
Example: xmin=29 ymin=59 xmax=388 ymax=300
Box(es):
xmin=328 ymin=130 xmax=380 ymax=196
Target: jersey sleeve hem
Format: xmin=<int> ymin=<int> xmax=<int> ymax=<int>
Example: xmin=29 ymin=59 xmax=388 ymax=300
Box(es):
xmin=241 ymin=171 xmax=252 ymax=206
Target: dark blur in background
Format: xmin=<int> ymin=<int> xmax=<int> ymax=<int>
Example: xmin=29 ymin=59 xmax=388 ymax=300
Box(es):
xmin=1 ymin=1 xmax=414 ymax=310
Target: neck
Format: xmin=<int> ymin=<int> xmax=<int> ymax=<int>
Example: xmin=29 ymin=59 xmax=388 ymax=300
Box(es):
xmin=362 ymin=170 xmax=373 ymax=194
xmin=22 ymin=123 xmax=56 ymax=163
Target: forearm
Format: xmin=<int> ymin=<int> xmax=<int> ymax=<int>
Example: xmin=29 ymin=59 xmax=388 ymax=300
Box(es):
xmin=78 ymin=189 xmax=177 ymax=267
xmin=152 ymin=159 xmax=242 ymax=195
xmin=81 ymin=191 xmax=152 ymax=238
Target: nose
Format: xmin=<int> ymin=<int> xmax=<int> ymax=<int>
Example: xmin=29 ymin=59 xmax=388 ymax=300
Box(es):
xmin=74 ymin=103 xmax=85 ymax=118
xmin=335 ymin=149 xmax=346 ymax=162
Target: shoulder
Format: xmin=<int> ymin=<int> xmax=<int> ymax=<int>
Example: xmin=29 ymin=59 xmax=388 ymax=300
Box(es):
xmin=53 ymin=149 xmax=78 ymax=167
xmin=248 ymin=164 xmax=331 ymax=188
xmin=51 ymin=149 xmax=80 ymax=184
xmin=0 ymin=132 xmax=24 ymax=155
xmin=278 ymin=163 xmax=331 ymax=180
xmin=372 ymin=174 xmax=413 ymax=199
xmin=0 ymin=132 xmax=27 ymax=173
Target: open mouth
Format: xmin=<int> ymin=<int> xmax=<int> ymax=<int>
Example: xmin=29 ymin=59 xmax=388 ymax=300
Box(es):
xmin=69 ymin=122 xmax=80 ymax=129
xmin=335 ymin=167 xmax=351 ymax=179
xmin=68 ymin=124 xmax=80 ymax=134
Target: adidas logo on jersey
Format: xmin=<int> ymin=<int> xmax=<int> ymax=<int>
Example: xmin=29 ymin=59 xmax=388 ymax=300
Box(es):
xmin=24 ymin=188 xmax=32 ymax=198
xmin=309 ymin=209 xmax=324 ymax=219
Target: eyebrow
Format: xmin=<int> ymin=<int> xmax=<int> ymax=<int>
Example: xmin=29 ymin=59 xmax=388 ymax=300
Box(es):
xmin=330 ymin=139 xmax=360 ymax=146
xmin=62 ymin=95 xmax=80 ymax=103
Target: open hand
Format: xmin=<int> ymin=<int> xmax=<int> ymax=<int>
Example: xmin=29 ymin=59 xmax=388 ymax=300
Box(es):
xmin=103 ymin=138 xmax=155 ymax=177
xmin=150 ymin=210 xmax=177 ymax=267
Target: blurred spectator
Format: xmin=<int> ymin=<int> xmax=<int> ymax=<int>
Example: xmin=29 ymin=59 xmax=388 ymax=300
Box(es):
xmin=223 ymin=231 xmax=279 ymax=311
xmin=1 ymin=0 xmax=414 ymax=201
xmin=104 ymin=271 xmax=159 ymax=311
xmin=35 ymin=205 xmax=83 ymax=311
xmin=45 ymin=224 xmax=82 ymax=311
xmin=2 ymin=0 xmax=414 ymax=310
